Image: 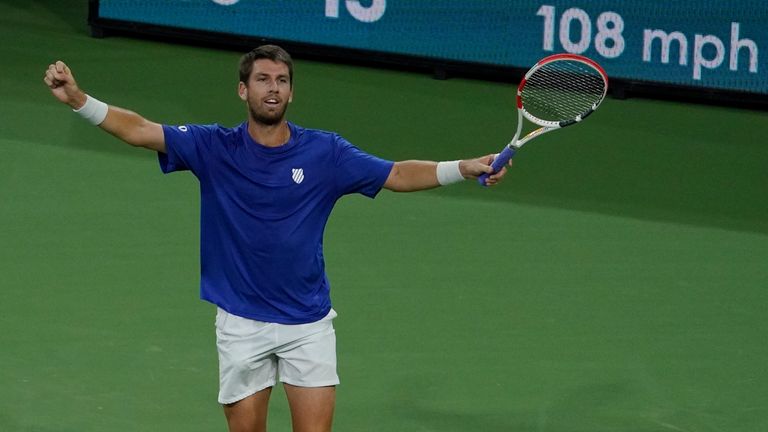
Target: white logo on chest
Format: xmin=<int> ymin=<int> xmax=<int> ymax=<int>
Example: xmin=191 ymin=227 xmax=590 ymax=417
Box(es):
xmin=291 ymin=168 xmax=305 ymax=184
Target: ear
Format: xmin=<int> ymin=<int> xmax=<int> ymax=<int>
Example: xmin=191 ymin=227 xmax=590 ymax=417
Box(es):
xmin=238 ymin=82 xmax=247 ymax=101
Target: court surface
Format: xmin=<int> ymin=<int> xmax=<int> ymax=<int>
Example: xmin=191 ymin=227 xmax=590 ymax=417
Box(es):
xmin=1 ymin=2 xmax=767 ymax=431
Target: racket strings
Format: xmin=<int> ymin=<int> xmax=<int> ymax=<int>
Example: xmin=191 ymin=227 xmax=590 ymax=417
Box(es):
xmin=521 ymin=60 xmax=605 ymax=123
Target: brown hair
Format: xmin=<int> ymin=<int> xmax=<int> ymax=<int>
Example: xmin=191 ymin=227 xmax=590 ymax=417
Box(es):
xmin=238 ymin=45 xmax=294 ymax=86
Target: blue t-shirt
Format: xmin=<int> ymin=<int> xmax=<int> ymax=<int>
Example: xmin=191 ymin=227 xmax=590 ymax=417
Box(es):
xmin=158 ymin=121 xmax=394 ymax=324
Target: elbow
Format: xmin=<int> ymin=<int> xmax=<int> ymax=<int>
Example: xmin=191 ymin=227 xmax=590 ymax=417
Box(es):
xmin=383 ymin=164 xmax=407 ymax=192
xmin=383 ymin=161 xmax=436 ymax=193
xmin=386 ymin=181 xmax=417 ymax=193
xmin=121 ymin=131 xmax=151 ymax=149
xmin=117 ymin=120 xmax=163 ymax=151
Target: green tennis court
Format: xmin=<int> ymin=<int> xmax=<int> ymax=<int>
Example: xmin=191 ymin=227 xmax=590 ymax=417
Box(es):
xmin=2 ymin=2 xmax=767 ymax=431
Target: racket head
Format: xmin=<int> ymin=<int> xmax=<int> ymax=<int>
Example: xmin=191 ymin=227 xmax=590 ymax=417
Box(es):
xmin=517 ymin=54 xmax=608 ymax=128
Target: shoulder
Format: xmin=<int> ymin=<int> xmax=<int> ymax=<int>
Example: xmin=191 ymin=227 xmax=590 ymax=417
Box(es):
xmin=163 ymin=123 xmax=244 ymax=156
xmin=190 ymin=122 xmax=244 ymax=143
xmin=289 ymin=122 xmax=338 ymax=144
xmin=168 ymin=123 xmax=242 ymax=135
xmin=208 ymin=123 xmax=244 ymax=139
xmin=164 ymin=123 xmax=229 ymax=139
xmin=289 ymin=122 xmax=350 ymax=157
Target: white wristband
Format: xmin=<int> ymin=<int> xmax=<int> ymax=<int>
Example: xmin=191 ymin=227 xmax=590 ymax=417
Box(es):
xmin=73 ymin=94 xmax=108 ymax=125
xmin=436 ymin=160 xmax=464 ymax=186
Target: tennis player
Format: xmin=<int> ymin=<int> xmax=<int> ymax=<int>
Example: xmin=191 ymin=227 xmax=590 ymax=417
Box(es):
xmin=44 ymin=45 xmax=508 ymax=432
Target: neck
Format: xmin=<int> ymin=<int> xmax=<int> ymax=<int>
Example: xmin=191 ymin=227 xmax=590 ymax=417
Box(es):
xmin=247 ymin=119 xmax=290 ymax=147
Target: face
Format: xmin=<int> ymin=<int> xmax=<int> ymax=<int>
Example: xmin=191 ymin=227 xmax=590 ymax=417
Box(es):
xmin=238 ymin=59 xmax=293 ymax=126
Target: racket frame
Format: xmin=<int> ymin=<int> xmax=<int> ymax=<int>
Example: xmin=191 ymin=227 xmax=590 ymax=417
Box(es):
xmin=478 ymin=53 xmax=608 ymax=185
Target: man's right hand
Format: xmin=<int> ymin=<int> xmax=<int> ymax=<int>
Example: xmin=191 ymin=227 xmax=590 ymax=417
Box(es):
xmin=43 ymin=61 xmax=87 ymax=109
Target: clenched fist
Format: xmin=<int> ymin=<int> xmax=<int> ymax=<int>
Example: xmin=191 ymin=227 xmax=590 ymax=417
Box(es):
xmin=43 ymin=61 xmax=86 ymax=109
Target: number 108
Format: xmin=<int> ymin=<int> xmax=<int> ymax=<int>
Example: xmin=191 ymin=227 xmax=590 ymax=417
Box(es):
xmin=537 ymin=5 xmax=625 ymax=59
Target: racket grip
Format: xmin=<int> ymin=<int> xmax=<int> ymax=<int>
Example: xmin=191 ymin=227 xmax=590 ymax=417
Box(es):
xmin=477 ymin=146 xmax=516 ymax=186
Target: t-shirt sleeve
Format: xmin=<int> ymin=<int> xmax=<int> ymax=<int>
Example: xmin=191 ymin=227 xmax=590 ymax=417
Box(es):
xmin=333 ymin=134 xmax=394 ymax=198
xmin=158 ymin=124 xmax=214 ymax=177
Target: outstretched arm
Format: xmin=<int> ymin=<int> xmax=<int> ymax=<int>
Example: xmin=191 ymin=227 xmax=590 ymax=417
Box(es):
xmin=383 ymin=154 xmax=508 ymax=192
xmin=43 ymin=61 xmax=166 ymax=153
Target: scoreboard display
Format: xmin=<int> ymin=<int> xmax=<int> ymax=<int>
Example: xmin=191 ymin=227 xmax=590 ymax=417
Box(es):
xmin=92 ymin=0 xmax=767 ymax=97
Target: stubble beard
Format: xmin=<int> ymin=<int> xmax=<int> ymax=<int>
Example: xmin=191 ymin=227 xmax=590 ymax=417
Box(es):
xmin=247 ymin=100 xmax=288 ymax=126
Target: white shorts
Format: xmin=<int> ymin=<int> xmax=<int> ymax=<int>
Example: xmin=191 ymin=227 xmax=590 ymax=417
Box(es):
xmin=215 ymin=307 xmax=339 ymax=405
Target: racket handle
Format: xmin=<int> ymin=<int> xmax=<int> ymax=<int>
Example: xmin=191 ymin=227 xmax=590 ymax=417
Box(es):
xmin=477 ymin=146 xmax=516 ymax=186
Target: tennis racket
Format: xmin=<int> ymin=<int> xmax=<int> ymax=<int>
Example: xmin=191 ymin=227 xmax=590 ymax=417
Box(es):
xmin=478 ymin=53 xmax=608 ymax=185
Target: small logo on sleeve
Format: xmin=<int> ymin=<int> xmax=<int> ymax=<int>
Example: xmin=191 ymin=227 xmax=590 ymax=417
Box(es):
xmin=292 ymin=168 xmax=305 ymax=184
xmin=178 ymin=125 xmax=188 ymax=132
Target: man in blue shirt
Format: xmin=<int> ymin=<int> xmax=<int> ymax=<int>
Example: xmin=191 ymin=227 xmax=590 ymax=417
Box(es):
xmin=44 ymin=45 xmax=507 ymax=432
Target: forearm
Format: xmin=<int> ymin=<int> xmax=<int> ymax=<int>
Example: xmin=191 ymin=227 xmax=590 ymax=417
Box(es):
xmin=73 ymin=94 xmax=165 ymax=152
xmin=45 ymin=61 xmax=165 ymax=152
xmin=100 ymin=105 xmax=163 ymax=149
xmin=384 ymin=160 xmax=464 ymax=192
xmin=383 ymin=154 xmax=506 ymax=191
